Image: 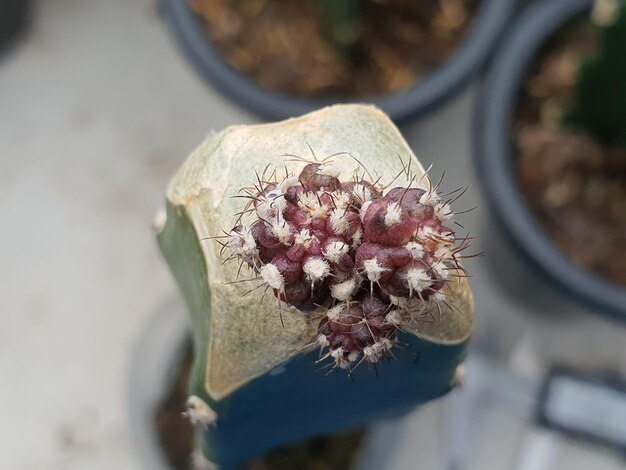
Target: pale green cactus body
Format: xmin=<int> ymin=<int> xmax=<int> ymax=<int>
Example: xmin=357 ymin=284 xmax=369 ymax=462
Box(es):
xmin=157 ymin=104 xmax=474 ymax=468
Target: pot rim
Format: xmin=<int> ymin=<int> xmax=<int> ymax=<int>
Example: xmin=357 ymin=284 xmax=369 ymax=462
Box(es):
xmin=472 ymin=0 xmax=626 ymax=321
xmin=159 ymin=0 xmax=516 ymax=123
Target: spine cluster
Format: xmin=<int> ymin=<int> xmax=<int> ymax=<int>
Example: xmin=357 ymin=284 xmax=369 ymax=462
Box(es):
xmin=223 ymin=159 xmax=468 ymax=372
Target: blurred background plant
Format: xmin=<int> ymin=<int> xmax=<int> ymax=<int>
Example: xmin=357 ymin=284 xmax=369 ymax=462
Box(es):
xmin=566 ymin=0 xmax=626 ymax=146
xmin=513 ymin=0 xmax=626 ymax=290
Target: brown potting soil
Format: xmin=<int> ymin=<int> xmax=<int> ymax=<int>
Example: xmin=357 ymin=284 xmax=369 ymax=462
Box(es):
xmin=155 ymin=347 xmax=366 ymax=469
xmin=190 ymin=0 xmax=480 ymax=98
xmin=513 ymin=18 xmax=626 ymax=287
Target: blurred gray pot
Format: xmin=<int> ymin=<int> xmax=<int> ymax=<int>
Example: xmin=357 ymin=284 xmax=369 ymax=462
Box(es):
xmin=472 ymin=0 xmax=626 ymax=322
xmin=0 ymin=0 xmax=31 ymax=57
xmin=159 ymin=0 xmax=516 ymax=123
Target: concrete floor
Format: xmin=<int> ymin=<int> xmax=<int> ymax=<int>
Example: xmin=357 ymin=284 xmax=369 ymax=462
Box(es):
xmin=0 ymin=1 xmax=624 ymax=469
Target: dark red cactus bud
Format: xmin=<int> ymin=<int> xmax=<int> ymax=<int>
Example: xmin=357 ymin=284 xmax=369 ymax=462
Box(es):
xmin=254 ymin=221 xmax=282 ymax=249
xmin=306 ymin=236 xmax=323 ymax=256
xmin=282 ymin=201 xmax=300 ymax=221
xmin=387 ymin=246 xmax=412 ymax=267
xmin=362 ymin=198 xmax=418 ymax=246
xmin=318 ymin=191 xmax=334 ymax=207
xmin=385 ymin=186 xmax=425 ymax=202
xmin=284 ymin=184 xmax=304 ymax=205
xmin=362 ymin=297 xmax=393 ymax=333
xmin=286 ymin=243 xmax=307 ymax=262
xmin=298 ymin=163 xmax=320 ymax=187
xmin=322 ymin=237 xmax=349 ymax=261
xmin=271 ymin=253 xmax=302 ymax=285
xmin=250 ymin=220 xmax=282 ymax=262
xmin=224 ymin=157 xmax=469 ymax=371
xmin=361 ymin=292 xmax=388 ymax=317
xmin=299 ymin=163 xmax=342 ymax=192
xmin=302 ymin=255 xmax=331 ymax=287
xmin=383 ymin=263 xmax=431 ymax=299
xmin=328 ymin=210 xmax=361 ymax=237
xmin=310 ymin=218 xmax=326 ymax=232
xmin=342 ymin=180 xmax=382 ymax=203
xmin=316 ymin=297 xmax=397 ymax=368
xmin=278 ymin=279 xmax=311 ymax=309
xmin=355 ymin=242 xmax=399 ymax=285
xmin=257 ymin=245 xmax=281 ymax=264
xmin=385 ymin=187 xmax=441 ymax=223
xmin=334 ymin=254 xmax=355 ymax=273
xmin=291 ymin=210 xmax=311 ymax=228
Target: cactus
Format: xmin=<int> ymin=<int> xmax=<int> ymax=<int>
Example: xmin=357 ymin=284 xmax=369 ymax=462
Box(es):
xmin=157 ymin=105 xmax=474 ymax=468
xmin=566 ymin=0 xmax=626 ymax=146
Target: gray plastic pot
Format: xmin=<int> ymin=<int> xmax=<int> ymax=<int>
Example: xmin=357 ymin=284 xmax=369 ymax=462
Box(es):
xmin=159 ymin=0 xmax=516 ymax=123
xmin=472 ymin=0 xmax=626 ymax=321
xmin=128 ymin=297 xmax=405 ymax=469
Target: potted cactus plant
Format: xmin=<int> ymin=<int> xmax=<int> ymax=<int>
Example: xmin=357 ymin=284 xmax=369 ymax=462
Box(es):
xmin=141 ymin=104 xmax=475 ymax=468
xmin=473 ymin=0 xmax=626 ymax=319
xmin=159 ymin=0 xmax=516 ymax=122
